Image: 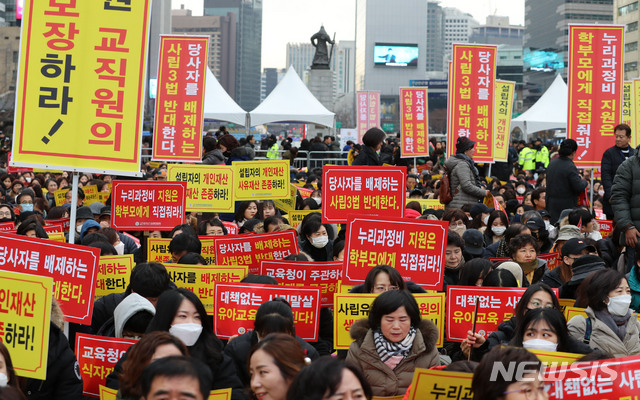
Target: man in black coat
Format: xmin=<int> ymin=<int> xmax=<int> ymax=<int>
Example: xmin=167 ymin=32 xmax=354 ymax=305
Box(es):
xmin=601 ymin=123 xmax=635 ymax=220
xmin=546 ymin=139 xmax=587 ymax=224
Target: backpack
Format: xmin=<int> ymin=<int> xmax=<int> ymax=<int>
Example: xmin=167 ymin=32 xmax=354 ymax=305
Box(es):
xmin=439 ymin=166 xmax=454 ymax=205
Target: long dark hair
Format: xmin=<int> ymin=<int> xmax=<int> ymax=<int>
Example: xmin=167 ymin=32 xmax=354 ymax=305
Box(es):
xmin=514 ymin=283 xmax=560 ymax=320
xmin=511 ymin=307 xmax=569 ymax=351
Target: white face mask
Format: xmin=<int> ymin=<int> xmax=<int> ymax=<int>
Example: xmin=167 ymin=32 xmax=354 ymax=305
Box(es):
xmin=598 ymin=190 xmax=605 ymax=197
xmin=0 ymin=372 xmax=7 ymax=387
xmin=492 ymin=226 xmax=506 ymax=236
xmin=483 ymin=215 xmax=490 ymax=225
xmin=311 ymin=235 xmax=329 ymax=249
xmin=607 ymin=294 xmax=632 ymax=317
xmin=76 ymin=224 xmax=83 ymax=234
xmin=517 ymin=187 xmax=526 ymax=195
xmin=523 ymin=338 xmax=558 ymax=352
xmin=312 ymin=197 xmax=322 ymax=205
xmin=114 ymin=242 xmax=125 ymax=255
xmin=169 ymin=323 xmax=203 ymax=346
xmin=451 ymin=226 xmax=466 ymax=237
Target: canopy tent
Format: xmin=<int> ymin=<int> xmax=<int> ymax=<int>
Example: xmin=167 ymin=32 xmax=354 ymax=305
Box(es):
xmin=511 ymin=74 xmax=567 ymax=135
xmin=249 ymin=66 xmax=335 ymax=127
xmin=203 ymin=67 xmax=247 ymax=126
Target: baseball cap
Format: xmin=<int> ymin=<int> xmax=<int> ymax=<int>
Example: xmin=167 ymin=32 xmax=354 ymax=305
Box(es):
xmin=462 ymin=229 xmax=484 ymax=256
xmin=561 ymin=238 xmax=597 ymax=258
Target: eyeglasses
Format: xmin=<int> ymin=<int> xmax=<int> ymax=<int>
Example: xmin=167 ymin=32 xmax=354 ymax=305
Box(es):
xmin=503 ymin=385 xmax=548 ymax=399
xmin=374 ymin=285 xmax=399 ymax=292
xmin=528 ymin=300 xmax=555 ymax=309
xmin=0 ymin=211 xmax=11 ymax=217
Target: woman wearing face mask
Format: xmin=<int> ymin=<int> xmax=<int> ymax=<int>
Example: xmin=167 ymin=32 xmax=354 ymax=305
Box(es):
xmin=568 ymin=269 xmax=640 ymax=357
xmin=483 ymin=223 xmax=531 ymax=259
xmin=511 ymin=308 xmax=593 ymax=354
xmin=444 ymin=137 xmax=490 ymax=211
xmin=299 ymin=213 xmax=334 ymax=262
xmin=509 ymin=234 xmax=548 ymax=286
xmin=483 ymin=210 xmax=509 ymax=245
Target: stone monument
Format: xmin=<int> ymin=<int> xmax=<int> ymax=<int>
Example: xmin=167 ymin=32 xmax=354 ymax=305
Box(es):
xmin=307 ymin=25 xmax=335 ymax=112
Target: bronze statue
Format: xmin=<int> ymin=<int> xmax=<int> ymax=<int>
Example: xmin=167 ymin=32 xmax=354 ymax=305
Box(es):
xmin=310 ymin=25 xmax=335 ymax=69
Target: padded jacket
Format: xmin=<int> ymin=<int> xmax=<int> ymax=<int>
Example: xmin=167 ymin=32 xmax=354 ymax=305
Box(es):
xmin=444 ymin=155 xmax=485 ymax=210
xmin=611 ymin=149 xmax=640 ymax=231
xmin=568 ymin=307 xmax=640 ymax=358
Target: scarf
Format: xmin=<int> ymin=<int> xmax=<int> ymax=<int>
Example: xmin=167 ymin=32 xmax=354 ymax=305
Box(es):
xmin=496 ymin=238 xmax=510 ymax=258
xmin=374 ymin=327 xmax=417 ymax=370
xmin=594 ymin=308 xmax=631 ymax=342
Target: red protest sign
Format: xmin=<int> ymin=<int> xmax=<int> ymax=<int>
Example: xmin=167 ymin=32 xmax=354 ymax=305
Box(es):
xmin=447 ymin=44 xmax=497 ymax=162
xmin=568 ymin=25 xmax=624 ymax=168
xmin=400 ymin=87 xmax=429 ymax=157
xmin=356 ymin=91 xmax=380 ymax=142
xmin=75 ymin=334 xmax=137 ymax=398
xmin=42 ymin=223 xmax=64 ymax=234
xmin=214 ymin=231 xmax=299 ymax=273
xmin=538 ymin=252 xmax=561 ymax=271
xmin=111 ymin=181 xmax=187 ymax=230
xmin=0 ymin=222 xmax=15 ymax=232
xmin=322 ymin=166 xmax=406 ymax=224
xmin=344 ymin=218 xmax=448 ymax=290
xmin=153 ymin=36 xmax=209 ymax=162
xmin=45 ymin=217 xmax=71 ymax=232
xmin=221 ymin=221 xmax=238 ymax=235
xmin=213 ymin=283 xmax=321 ymax=341
xmin=0 ymin=233 xmax=99 ymax=325
xmin=259 ymin=260 xmax=342 ymax=306
xmin=598 ymin=219 xmax=613 ymax=238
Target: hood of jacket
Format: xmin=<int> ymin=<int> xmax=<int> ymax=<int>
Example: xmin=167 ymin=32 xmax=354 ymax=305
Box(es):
xmin=114 ymin=293 xmax=155 ymax=338
xmin=80 ymin=219 xmax=102 ymax=241
xmin=229 ymin=146 xmax=254 ymax=160
xmin=444 ymin=154 xmax=466 ymax=171
xmin=349 ymin=318 xmax=438 ymax=354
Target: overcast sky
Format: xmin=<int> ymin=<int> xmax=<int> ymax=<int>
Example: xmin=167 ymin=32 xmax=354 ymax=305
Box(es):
xmin=170 ymin=0 xmax=525 ymax=69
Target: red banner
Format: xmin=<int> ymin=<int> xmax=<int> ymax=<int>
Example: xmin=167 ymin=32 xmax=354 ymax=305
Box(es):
xmin=0 ymin=222 xmax=15 ymax=232
xmin=259 ymin=260 xmax=342 ymax=306
xmin=153 ymin=35 xmax=208 ymax=162
xmin=447 ymin=44 xmax=497 ymax=162
xmin=598 ymin=219 xmax=613 ymax=238
xmin=356 ymin=91 xmax=380 ymax=142
xmin=400 ymin=87 xmax=429 ymax=157
xmin=0 ymin=233 xmax=99 ymax=325
xmin=344 ymin=218 xmax=448 ymax=290
xmin=568 ymin=25 xmax=624 ymax=168
xmin=75 ymin=334 xmax=137 ymax=398
xmin=111 ymin=181 xmax=187 ymax=230
xmin=222 ymin=221 xmax=238 ymax=235
xmin=45 ymin=217 xmax=71 ymax=232
xmin=539 ymin=252 xmax=561 ymax=271
xmin=42 ymin=223 xmax=64 ymax=234
xmin=213 ymin=283 xmax=320 ymax=340
xmin=214 ymin=231 xmax=299 ymax=273
xmin=322 ymin=166 xmax=406 ymax=224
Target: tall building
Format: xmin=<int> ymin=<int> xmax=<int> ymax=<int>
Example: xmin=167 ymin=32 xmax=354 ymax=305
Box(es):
xmin=0 ymin=26 xmax=19 ymax=93
xmin=426 ymin=1 xmax=445 ymax=73
xmin=469 ymin=16 xmax=524 ymax=46
xmin=2 ymin=0 xmax=15 ymax=26
xmin=171 ymin=12 xmax=237 ymax=98
xmin=286 ymin=42 xmax=316 ymax=79
xmin=443 ymin=7 xmax=479 ymax=70
xmin=204 ymin=0 xmax=262 ymax=111
xmin=615 ymin=0 xmax=640 ymax=79
xmin=260 ymin=67 xmax=285 ymax=101
xmin=523 ymin=0 xmax=613 ymax=107
xmin=0 ymin=2 xmax=6 ymax=25
xmin=335 ymin=40 xmax=355 ymax=95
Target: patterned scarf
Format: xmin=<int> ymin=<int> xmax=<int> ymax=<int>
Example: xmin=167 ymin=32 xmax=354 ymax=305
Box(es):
xmin=373 ymin=327 xmax=417 ymax=370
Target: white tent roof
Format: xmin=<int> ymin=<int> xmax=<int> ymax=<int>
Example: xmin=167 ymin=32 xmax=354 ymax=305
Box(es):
xmin=249 ymin=66 xmax=335 ymax=127
xmin=203 ymin=67 xmax=247 ymax=126
xmin=511 ymin=74 xmax=567 ymax=134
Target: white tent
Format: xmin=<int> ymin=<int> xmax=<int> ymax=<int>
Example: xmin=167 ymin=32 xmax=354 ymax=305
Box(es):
xmin=203 ymin=67 xmax=247 ymax=126
xmin=249 ymin=66 xmax=335 ymax=127
xmin=511 ymin=74 xmax=567 ymax=135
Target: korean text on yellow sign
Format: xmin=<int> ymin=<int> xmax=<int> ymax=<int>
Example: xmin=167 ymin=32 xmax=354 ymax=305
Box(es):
xmin=0 ymin=270 xmax=53 ymax=380
xmin=95 ymin=254 xmax=134 ymax=301
xmin=273 ymin=184 xmax=298 ymax=213
xmin=407 ymin=369 xmax=473 ymax=400
xmin=12 ymin=1 xmax=152 ymax=175
xmin=233 ymin=160 xmax=291 ymax=200
xmin=168 ymin=164 xmax=235 ymax=212
xmin=286 ymin=210 xmax=320 ymax=229
xmin=147 ymin=237 xmax=172 ymax=263
xmin=405 ymin=199 xmax=444 ymax=212
xmin=493 ymin=80 xmax=515 ymax=162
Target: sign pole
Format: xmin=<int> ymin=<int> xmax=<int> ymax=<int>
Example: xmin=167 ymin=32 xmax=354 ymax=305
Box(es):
xmin=68 ymin=172 xmax=80 ymax=244
xmin=590 ymin=169 xmax=594 ymax=211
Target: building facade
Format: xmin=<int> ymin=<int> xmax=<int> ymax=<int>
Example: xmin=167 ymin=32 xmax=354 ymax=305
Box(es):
xmin=426 ymin=1 xmax=445 ymax=73
xmin=615 ymin=0 xmax=640 ymax=79
xmin=443 ymin=7 xmax=479 ymax=71
xmin=0 ymin=26 xmax=19 ymax=94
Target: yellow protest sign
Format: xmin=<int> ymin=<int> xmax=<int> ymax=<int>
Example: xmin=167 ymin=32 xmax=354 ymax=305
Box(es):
xmin=54 ymin=188 xmax=69 ymax=207
xmin=99 ymin=385 xmax=117 ymax=400
xmin=83 ymin=185 xmax=101 ymax=205
xmin=199 ymin=236 xmax=217 ymax=265
xmin=95 ymin=255 xmax=134 ymax=301
xmin=233 ymin=160 xmax=291 ymax=200
xmin=405 ymin=199 xmax=444 ymax=212
xmin=168 ymin=164 xmax=235 ymax=212
xmin=564 ymin=306 xmax=587 ymax=321
xmin=273 ymin=184 xmax=298 ymax=213
xmin=47 ymin=232 xmax=66 ymax=243
xmin=100 ymin=385 xmax=231 ymax=400
xmin=165 ymin=265 xmax=247 ymax=314
xmin=333 ymin=293 xmax=445 ymax=349
xmin=558 ymin=298 xmax=575 ymax=315
xmin=372 ymin=397 xmax=404 ymax=400
xmin=493 ymin=80 xmax=515 ymax=162
xmin=338 ymin=281 xmax=355 ymax=293
xmin=529 ymin=349 xmax=581 ymax=366
xmin=286 ymin=210 xmax=320 ymax=229
xmin=407 ymin=369 xmax=473 ymax=400
xmin=12 ymin=1 xmax=152 ymax=175
xmin=0 ymin=270 xmax=53 ymax=380
xmin=623 ymin=81 xmax=634 ymax=146
xmin=147 ymin=238 xmax=172 ymax=263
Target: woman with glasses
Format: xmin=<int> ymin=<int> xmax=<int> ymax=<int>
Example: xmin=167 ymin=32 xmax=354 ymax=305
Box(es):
xmin=509 ymin=234 xmax=548 ymax=286
xmin=346 ymin=290 xmax=439 ymax=397
xmin=0 ymin=203 xmax=14 ymax=224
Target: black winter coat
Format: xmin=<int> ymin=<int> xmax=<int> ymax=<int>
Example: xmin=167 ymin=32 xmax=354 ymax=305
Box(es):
xmin=611 ymin=150 xmax=640 ymax=231
xmin=352 ymin=146 xmax=382 ymax=166
xmin=91 ymin=291 xmax=127 ymax=334
xmin=601 ymin=145 xmax=634 ymax=213
xmin=546 ymin=156 xmax=587 ymax=224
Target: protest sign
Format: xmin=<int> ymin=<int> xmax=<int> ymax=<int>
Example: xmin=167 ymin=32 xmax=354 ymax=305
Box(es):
xmin=493 ymin=80 xmax=515 ymax=162
xmin=530 ymin=349 xmax=581 ymax=366
xmin=12 ymin=0 xmax=152 ymax=175
xmin=0 ymin=222 xmax=14 ymax=232
xmin=400 ymin=87 xmax=429 ymax=157
xmin=568 ymin=25 xmax=624 ymax=168
xmin=356 ymin=91 xmax=380 ymax=143
xmin=45 ymin=217 xmax=71 ymax=232
xmin=147 ymin=237 xmax=171 ymax=263
xmin=111 ymin=181 xmax=186 ymax=230
xmin=286 ymin=210 xmax=319 ymax=229
xmin=153 ymin=35 xmax=208 ymax=162
xmin=0 ymin=233 xmax=99 ymax=324
xmin=344 ymin=218 xmax=448 ymax=290
xmin=598 ymin=219 xmax=613 ymax=239
xmin=199 ymin=236 xmax=217 ymax=265
xmin=539 ymin=252 xmax=561 ymax=271
xmin=47 ymin=231 xmax=66 ymax=243
xmin=232 ymin=160 xmax=290 ymax=200
xmin=0 ymin=270 xmax=52 ymax=380
xmin=273 ymin=184 xmax=298 ymax=213
xmin=322 ymin=166 xmax=406 ymax=224
xmin=99 ymin=385 xmax=117 ymax=400
xmin=168 ymin=164 xmax=235 ymax=212
xmin=221 ymin=221 xmax=239 ymax=235
xmin=95 ymin=255 xmax=134 ymax=301
xmin=42 ymin=223 xmax=64 ymax=234
xmin=100 ymin=385 xmax=233 ymax=400
xmin=447 ymin=44 xmax=497 ymax=162
xmin=260 ymin=260 xmax=341 ymax=306
xmin=54 ymin=188 xmax=69 ymax=207
xmin=623 ymin=81 xmax=635 ymax=147
xmin=634 ymin=79 xmax=640 ymax=149
xmin=214 ymin=231 xmax=299 ymax=273
xmin=214 ymin=283 xmax=320 ymax=340
xmin=407 ymin=369 xmax=473 ymax=400
xmin=76 ymin=334 xmax=137 ymax=398
xmin=333 ymin=293 xmax=445 ymax=349
xmin=165 ymin=264 xmax=247 ymax=314
xmin=405 ymin=199 xmax=445 ymax=212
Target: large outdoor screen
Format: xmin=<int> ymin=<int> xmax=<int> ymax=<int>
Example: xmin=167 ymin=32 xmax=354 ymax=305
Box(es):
xmin=523 ymin=48 xmax=565 ymax=72
xmin=374 ymin=43 xmax=419 ymax=67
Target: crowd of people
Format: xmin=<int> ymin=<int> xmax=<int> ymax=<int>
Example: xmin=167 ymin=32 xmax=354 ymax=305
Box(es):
xmin=0 ymin=123 xmax=639 ymax=399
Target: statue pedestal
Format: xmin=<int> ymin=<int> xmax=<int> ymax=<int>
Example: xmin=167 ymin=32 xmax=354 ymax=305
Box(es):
xmin=307 ymin=69 xmax=334 ymax=112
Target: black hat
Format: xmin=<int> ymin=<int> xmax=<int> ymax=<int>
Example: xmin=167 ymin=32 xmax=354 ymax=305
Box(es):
xmin=561 ymin=238 xmax=597 ymax=258
xmin=538 ymin=209 xmax=550 ymax=219
xmin=470 ymin=203 xmax=493 ymax=218
xmin=462 ymin=229 xmax=484 ymax=256
xmin=456 ymin=137 xmax=476 ymax=154
xmin=525 ymin=216 xmax=545 ymax=231
xmin=569 ymin=254 xmax=605 ymax=282
xmin=76 ymin=206 xmax=94 ymax=220
xmin=99 ymin=205 xmax=111 ymax=217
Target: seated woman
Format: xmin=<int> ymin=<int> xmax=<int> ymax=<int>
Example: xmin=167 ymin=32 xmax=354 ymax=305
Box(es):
xmin=568 ymin=269 xmax=640 ymax=357
xmin=509 ymin=233 xmax=548 ymax=286
xmin=298 ymin=213 xmax=334 ymax=262
xmin=510 ymin=308 xmax=592 ymax=354
xmin=346 ymin=290 xmax=439 ymax=397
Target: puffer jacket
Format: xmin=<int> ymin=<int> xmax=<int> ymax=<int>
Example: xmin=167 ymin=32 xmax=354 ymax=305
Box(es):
xmin=444 ymin=155 xmax=485 ymax=210
xmin=546 ymin=155 xmax=587 ymax=224
xmin=611 ymin=149 xmax=640 ymax=231
xmin=567 ymin=307 xmax=640 ymax=357
xmin=345 ymin=319 xmax=439 ymax=397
